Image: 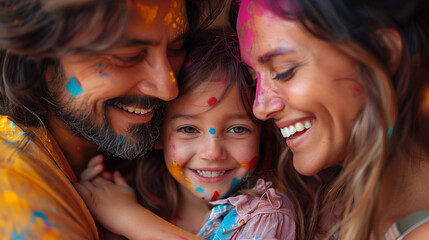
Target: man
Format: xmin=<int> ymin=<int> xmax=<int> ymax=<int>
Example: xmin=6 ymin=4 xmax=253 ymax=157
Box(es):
xmin=0 ymin=0 xmax=224 ymax=239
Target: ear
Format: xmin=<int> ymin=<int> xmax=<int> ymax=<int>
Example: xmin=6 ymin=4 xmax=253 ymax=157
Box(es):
xmin=376 ymin=28 xmax=403 ymax=74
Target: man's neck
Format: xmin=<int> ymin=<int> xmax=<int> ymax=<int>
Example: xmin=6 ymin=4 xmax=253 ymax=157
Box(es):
xmin=46 ymin=112 xmax=100 ymax=176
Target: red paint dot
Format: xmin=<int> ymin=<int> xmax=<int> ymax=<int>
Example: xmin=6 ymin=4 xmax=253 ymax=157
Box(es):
xmin=248 ymin=156 xmax=258 ymax=171
xmin=211 ymin=191 xmax=220 ymax=201
xmin=75 ymin=77 xmax=82 ymax=87
xmin=208 ymin=97 xmax=217 ymax=106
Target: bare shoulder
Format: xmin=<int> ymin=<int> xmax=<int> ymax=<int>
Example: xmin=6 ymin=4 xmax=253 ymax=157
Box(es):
xmin=403 ymin=221 xmax=429 ymax=240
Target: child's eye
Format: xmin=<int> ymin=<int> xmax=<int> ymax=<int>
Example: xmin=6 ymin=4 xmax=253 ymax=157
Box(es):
xmin=177 ymin=126 xmax=199 ymax=134
xmin=228 ymin=126 xmax=250 ymax=134
xmin=272 ymin=66 xmax=296 ymax=81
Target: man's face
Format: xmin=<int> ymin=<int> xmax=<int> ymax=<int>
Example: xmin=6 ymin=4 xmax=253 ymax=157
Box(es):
xmin=48 ymin=0 xmax=188 ymax=159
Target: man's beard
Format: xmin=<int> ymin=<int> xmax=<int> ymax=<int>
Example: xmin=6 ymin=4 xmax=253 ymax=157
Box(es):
xmin=52 ymin=96 xmax=166 ymax=160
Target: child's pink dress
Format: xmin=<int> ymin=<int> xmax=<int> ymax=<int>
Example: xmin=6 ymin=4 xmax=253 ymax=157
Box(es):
xmin=197 ymin=179 xmax=296 ymax=240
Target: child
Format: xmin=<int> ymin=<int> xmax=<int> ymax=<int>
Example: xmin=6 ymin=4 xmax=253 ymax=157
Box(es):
xmin=77 ymin=28 xmax=298 ymax=240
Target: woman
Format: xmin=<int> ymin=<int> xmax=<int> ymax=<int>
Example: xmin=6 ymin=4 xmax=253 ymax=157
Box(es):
xmin=236 ymin=0 xmax=429 ymax=239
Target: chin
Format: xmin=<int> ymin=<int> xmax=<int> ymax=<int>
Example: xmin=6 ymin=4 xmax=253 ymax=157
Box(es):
xmin=293 ymin=157 xmax=323 ymax=176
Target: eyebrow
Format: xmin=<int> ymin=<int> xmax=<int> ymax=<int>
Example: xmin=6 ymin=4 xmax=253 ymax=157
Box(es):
xmin=122 ymin=29 xmax=189 ymax=48
xmin=258 ymin=47 xmax=295 ymax=63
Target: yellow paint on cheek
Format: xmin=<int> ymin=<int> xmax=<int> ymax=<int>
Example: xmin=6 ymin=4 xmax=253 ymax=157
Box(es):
xmin=170 ymin=71 xmax=176 ymax=83
xmin=133 ymin=0 xmax=159 ymax=26
xmin=168 ymin=161 xmax=191 ymax=183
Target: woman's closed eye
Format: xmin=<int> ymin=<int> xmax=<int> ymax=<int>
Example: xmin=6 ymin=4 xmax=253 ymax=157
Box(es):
xmin=273 ymin=66 xmax=297 ymax=81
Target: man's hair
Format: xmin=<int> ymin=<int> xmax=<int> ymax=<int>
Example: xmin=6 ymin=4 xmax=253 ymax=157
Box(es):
xmin=0 ymin=0 xmax=227 ymax=126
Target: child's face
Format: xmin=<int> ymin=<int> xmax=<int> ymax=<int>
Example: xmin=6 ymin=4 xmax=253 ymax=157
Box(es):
xmin=159 ymin=80 xmax=261 ymax=201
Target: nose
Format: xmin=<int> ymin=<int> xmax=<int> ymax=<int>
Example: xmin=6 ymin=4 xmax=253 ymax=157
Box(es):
xmin=252 ymin=73 xmax=285 ymax=120
xmin=198 ymin=136 xmax=227 ymax=162
xmin=136 ymin=51 xmax=179 ymax=101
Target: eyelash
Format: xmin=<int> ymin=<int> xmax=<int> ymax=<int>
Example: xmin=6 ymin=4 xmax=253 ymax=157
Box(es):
xmin=112 ymin=49 xmax=147 ymax=66
xmin=273 ymin=67 xmax=297 ymax=81
xmin=228 ymin=126 xmax=250 ymax=134
xmin=177 ymin=126 xmax=250 ymax=134
xmin=177 ymin=126 xmax=199 ymax=134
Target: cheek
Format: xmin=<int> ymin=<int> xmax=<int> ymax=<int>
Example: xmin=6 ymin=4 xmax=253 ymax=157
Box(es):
xmin=239 ymin=156 xmax=258 ymax=172
xmin=167 ymin=160 xmax=191 ymax=185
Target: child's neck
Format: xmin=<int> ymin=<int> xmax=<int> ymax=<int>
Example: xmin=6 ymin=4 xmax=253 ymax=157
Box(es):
xmin=175 ymin=186 xmax=212 ymax=235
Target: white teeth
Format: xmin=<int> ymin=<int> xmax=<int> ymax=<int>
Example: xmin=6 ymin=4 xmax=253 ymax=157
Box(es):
xmin=304 ymin=121 xmax=311 ymax=129
xmin=295 ymin=122 xmax=304 ymax=132
xmin=196 ymin=170 xmax=226 ymax=178
xmin=280 ymin=120 xmax=312 ymax=138
xmin=115 ymin=103 xmax=153 ymax=115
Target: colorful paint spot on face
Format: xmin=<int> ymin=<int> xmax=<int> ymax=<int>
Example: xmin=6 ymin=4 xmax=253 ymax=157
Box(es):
xmin=163 ymin=0 xmax=186 ymax=38
xmin=222 ymin=174 xmax=249 ymax=198
xmin=66 ymin=77 xmax=83 ymax=96
xmin=194 ymin=186 xmax=206 ymax=194
xmin=168 ymin=162 xmax=191 ymax=184
xmin=220 ymin=76 xmax=227 ymax=85
xmin=211 ymin=191 xmax=220 ymax=201
xmin=133 ymin=0 xmax=159 ymax=26
xmin=207 ymin=97 xmax=217 ymax=106
xmin=120 ymin=134 xmax=125 ymax=144
xmin=209 ymin=128 xmax=216 ymax=135
xmin=169 ymin=71 xmax=176 ymax=83
xmin=239 ymin=156 xmax=258 ymax=171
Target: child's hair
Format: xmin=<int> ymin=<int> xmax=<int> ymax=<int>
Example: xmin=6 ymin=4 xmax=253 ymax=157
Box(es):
xmin=135 ymin=27 xmax=284 ymax=223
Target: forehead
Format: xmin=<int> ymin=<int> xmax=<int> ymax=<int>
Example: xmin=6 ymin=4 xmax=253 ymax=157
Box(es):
xmin=126 ymin=0 xmax=187 ymax=38
xmin=166 ymin=80 xmax=233 ymax=114
xmin=237 ymin=0 xmax=307 ymax=66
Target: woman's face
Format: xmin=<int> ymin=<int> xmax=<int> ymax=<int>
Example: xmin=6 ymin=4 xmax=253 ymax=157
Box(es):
xmin=237 ymin=0 xmax=367 ymax=176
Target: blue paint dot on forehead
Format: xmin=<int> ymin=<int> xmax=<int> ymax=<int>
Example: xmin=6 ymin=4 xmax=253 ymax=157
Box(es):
xmin=209 ymin=128 xmax=216 ymax=135
xmin=66 ymin=77 xmax=83 ymax=96
xmin=97 ymin=62 xmax=103 ymax=69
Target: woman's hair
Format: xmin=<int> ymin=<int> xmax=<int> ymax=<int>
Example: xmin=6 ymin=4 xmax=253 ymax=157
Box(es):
xmin=258 ymin=0 xmax=429 ymax=239
xmin=135 ymin=28 xmax=285 ymax=222
xmin=0 ymin=0 xmax=227 ymax=126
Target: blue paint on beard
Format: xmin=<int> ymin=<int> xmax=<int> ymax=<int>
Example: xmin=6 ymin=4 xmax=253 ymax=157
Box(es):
xmin=66 ymin=77 xmax=83 ymax=96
